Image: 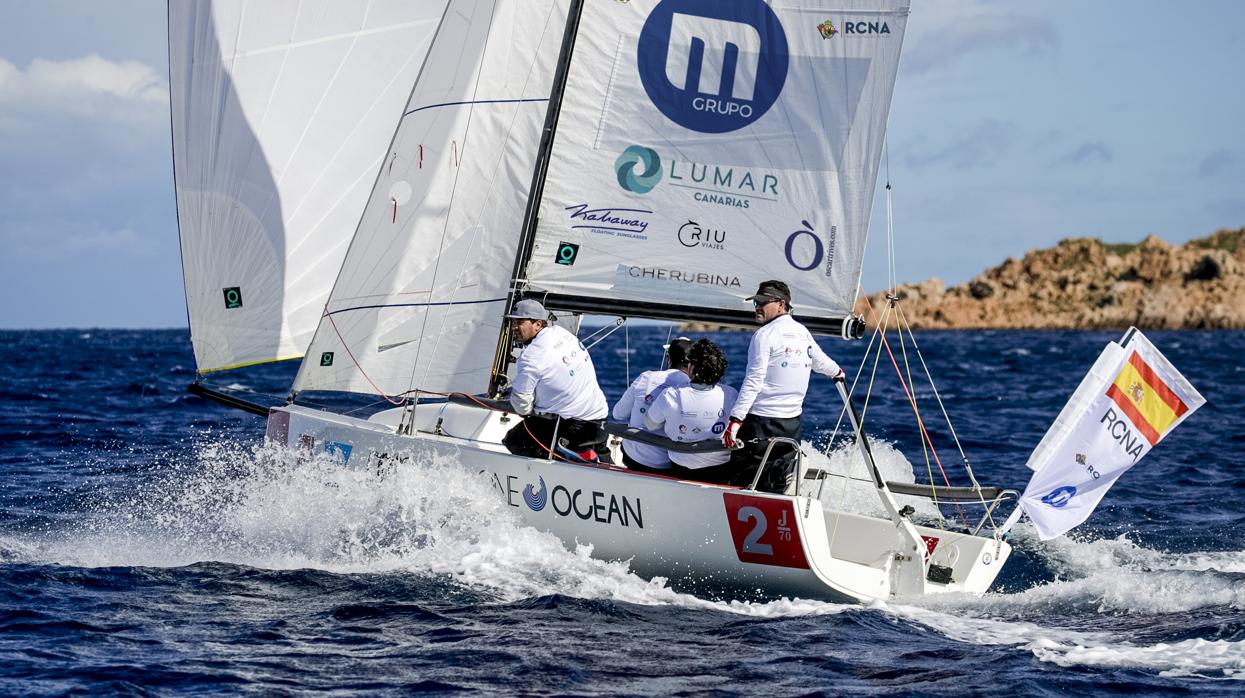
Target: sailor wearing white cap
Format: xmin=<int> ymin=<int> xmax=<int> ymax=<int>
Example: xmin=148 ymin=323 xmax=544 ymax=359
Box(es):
xmin=500 ymin=299 xmax=610 ymax=462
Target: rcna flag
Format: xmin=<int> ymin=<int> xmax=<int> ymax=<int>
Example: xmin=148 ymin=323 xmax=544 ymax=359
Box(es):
xmin=1018 ymin=328 xmax=1206 ymax=540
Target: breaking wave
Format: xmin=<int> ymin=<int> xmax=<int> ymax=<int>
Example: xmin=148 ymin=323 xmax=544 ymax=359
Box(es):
xmin=4 ymin=436 xmax=1242 ymax=678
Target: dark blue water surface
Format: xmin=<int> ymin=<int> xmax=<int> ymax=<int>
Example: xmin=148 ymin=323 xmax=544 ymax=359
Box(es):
xmin=1 ymin=327 xmax=1243 ymax=695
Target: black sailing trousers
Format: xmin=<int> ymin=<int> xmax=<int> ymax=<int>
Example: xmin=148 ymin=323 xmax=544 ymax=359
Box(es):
xmin=728 ymin=413 xmax=803 ymax=493
xmin=503 ymin=414 xmax=611 ymax=463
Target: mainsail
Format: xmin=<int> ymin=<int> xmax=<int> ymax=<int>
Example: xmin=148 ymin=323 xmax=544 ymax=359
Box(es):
xmin=169 ymin=1 xmax=446 ymax=373
xmin=286 ymin=0 xmax=906 ymax=400
xmin=291 ymin=0 xmax=571 ymax=398
xmin=520 ymin=0 xmax=909 ymax=332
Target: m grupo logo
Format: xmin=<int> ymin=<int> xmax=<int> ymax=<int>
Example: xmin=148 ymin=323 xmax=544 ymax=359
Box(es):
xmin=637 ymin=0 xmax=789 ymax=134
xmin=615 ymin=145 xmax=663 ymax=194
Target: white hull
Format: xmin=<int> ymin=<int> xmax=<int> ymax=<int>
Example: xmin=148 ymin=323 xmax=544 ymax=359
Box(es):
xmin=266 ymin=401 xmax=1011 ymax=602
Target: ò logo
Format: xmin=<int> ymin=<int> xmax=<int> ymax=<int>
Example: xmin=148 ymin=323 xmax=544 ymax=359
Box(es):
xmin=784 ymin=220 xmax=822 ymax=271
xmin=555 ymin=241 xmax=580 ymax=266
xmin=784 ymin=219 xmax=835 ymax=276
xmin=222 ymin=287 xmax=243 ymax=309
xmin=320 ymin=352 xmax=334 ymax=367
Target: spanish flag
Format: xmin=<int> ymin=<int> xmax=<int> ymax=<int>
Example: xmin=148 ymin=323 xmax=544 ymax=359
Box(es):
xmin=1106 ymin=351 xmax=1189 ymax=446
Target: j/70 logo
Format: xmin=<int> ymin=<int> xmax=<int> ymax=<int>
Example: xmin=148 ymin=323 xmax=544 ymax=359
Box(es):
xmin=637 ymin=0 xmax=789 ymax=133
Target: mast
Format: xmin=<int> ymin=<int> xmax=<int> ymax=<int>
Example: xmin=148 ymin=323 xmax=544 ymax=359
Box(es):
xmin=488 ymin=0 xmax=586 ymax=395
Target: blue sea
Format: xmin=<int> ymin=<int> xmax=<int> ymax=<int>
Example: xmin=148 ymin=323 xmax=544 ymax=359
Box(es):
xmin=1 ymin=327 xmax=1243 ymax=695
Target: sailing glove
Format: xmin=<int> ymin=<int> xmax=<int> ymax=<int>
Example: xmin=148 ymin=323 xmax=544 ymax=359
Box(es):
xmin=722 ymin=417 xmax=744 ymax=450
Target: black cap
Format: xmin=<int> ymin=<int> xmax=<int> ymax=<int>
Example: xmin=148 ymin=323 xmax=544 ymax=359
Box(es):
xmin=745 ymin=280 xmax=791 ymax=303
xmin=665 ymin=337 xmax=694 ymax=367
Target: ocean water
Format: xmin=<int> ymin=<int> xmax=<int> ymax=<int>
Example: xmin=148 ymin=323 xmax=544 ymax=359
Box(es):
xmin=1 ymin=327 xmax=1243 ymax=695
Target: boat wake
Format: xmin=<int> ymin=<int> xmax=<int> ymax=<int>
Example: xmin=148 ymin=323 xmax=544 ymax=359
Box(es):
xmin=3 ymin=437 xmax=1241 ymax=677
xmin=888 ymin=528 xmax=1245 ymax=679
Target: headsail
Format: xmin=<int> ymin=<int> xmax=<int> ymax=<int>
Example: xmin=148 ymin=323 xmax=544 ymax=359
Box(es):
xmin=292 ymin=0 xmax=571 ymax=398
xmin=169 ymin=1 xmax=446 ymax=373
xmin=518 ymin=0 xmax=910 ymax=331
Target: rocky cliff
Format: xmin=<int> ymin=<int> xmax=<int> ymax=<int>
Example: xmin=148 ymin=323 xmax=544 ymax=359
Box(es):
xmin=856 ymin=227 xmax=1245 ymax=330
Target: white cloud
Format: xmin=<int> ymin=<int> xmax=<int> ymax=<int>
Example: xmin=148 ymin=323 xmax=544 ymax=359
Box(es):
xmin=904 ymin=1 xmax=1057 ymax=75
xmin=2 ymin=220 xmax=153 ymax=261
xmin=0 ymin=54 xmax=167 ymax=125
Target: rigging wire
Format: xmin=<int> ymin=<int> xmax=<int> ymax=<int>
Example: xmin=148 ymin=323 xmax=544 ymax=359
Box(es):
xmin=624 ymin=320 xmax=630 ymax=386
xmin=884 ymin=138 xmax=897 ymax=296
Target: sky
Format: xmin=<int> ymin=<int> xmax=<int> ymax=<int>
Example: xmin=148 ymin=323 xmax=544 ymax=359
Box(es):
xmin=0 ymin=0 xmax=1242 ymax=329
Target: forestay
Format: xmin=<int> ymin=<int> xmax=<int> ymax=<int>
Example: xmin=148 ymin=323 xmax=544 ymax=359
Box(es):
xmin=292 ymin=0 xmax=570 ymax=398
xmin=523 ymin=0 xmax=909 ymax=326
xmin=170 ymin=0 xmax=447 ymax=373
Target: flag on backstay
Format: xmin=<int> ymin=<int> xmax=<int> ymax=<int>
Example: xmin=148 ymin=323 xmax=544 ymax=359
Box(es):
xmin=1017 ymin=328 xmax=1205 ymax=540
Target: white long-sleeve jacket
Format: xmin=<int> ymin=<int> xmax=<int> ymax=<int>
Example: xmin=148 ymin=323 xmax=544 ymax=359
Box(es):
xmin=730 ymin=314 xmax=842 ymax=420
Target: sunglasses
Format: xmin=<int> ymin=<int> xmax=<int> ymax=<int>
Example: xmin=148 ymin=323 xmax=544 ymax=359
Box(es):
xmin=753 ymin=298 xmax=780 ymax=308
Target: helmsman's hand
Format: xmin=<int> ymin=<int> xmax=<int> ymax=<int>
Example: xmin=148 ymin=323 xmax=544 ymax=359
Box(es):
xmin=832 ymin=368 xmax=846 ymax=382
xmin=722 ymin=417 xmax=744 ymax=450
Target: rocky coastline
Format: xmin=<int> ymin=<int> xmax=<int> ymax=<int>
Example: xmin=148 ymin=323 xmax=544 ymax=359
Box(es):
xmin=679 ymin=227 xmax=1244 ymax=332
xmin=856 ymin=227 xmax=1244 ymax=330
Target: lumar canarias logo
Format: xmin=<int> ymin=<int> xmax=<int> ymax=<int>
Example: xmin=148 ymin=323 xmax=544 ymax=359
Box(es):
xmin=637 ymin=0 xmax=789 ymax=133
xmin=615 ymin=145 xmax=663 ymax=193
xmin=613 ymin=144 xmax=781 ymax=208
xmin=816 ymin=20 xmax=838 ymax=39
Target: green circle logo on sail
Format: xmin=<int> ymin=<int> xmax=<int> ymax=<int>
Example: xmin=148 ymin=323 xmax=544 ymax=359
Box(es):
xmin=615 ymin=145 xmax=663 ymax=194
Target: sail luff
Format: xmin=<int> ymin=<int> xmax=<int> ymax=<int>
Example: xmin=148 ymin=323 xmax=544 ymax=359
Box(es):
xmin=290 ymin=0 xmax=572 ymax=399
xmin=488 ymin=0 xmax=587 ymax=394
xmin=290 ymin=0 xmax=461 ymax=400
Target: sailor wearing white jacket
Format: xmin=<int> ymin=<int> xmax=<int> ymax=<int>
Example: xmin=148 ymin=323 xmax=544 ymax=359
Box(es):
xmin=610 ymin=337 xmax=693 ymax=472
xmin=723 ymin=280 xmax=844 ymax=492
xmin=645 ymin=339 xmax=738 ymax=483
xmin=501 ymin=299 xmax=610 ymax=462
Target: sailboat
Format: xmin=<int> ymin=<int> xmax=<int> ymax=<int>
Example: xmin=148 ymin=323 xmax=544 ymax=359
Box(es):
xmin=168 ymin=0 xmax=1028 ymax=602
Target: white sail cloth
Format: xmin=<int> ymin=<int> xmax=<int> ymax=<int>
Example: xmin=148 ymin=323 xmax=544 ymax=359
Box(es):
xmin=292 ymin=0 xmax=570 ymax=398
xmin=1016 ymin=329 xmax=1206 ymax=540
xmin=525 ymin=0 xmax=909 ymax=322
xmin=169 ymin=0 xmax=446 ymax=372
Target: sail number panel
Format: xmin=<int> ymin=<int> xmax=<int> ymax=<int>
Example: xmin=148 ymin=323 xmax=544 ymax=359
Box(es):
xmin=722 ymin=493 xmax=809 ymax=569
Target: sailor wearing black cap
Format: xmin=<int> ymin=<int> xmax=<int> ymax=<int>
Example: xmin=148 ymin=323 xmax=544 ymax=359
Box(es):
xmin=610 ymin=337 xmax=694 ymax=472
xmin=501 ymin=299 xmax=610 ymax=462
xmin=723 ymin=280 xmax=845 ymax=492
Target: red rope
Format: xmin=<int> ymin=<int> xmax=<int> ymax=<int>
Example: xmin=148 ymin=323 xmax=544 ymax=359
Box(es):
xmin=325 ymin=313 xmax=405 ymax=405
xmin=858 ymin=292 xmax=953 ymax=488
